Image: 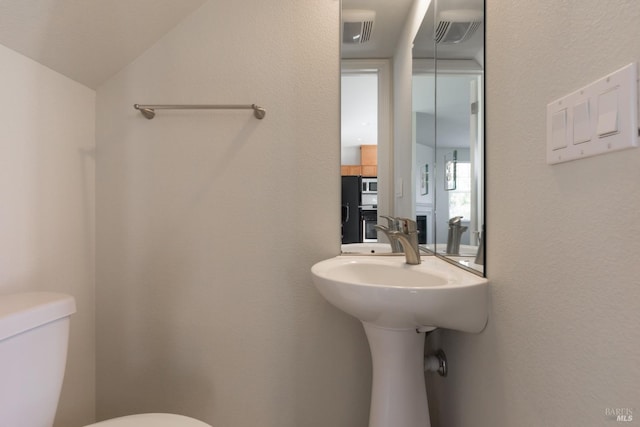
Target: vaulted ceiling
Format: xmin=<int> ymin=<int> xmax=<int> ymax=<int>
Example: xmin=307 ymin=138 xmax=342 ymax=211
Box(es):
xmin=0 ymin=0 xmax=208 ymax=88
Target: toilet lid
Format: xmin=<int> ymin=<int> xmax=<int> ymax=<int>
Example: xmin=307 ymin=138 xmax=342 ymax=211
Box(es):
xmin=85 ymin=413 xmax=211 ymax=427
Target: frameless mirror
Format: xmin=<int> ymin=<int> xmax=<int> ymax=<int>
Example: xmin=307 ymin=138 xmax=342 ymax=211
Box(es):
xmin=340 ymin=0 xmax=485 ymax=276
xmin=413 ymin=0 xmax=484 ymax=274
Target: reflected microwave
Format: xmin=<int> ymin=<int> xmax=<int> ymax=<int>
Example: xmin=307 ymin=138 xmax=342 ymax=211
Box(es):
xmin=361 ymin=178 xmax=377 ymax=194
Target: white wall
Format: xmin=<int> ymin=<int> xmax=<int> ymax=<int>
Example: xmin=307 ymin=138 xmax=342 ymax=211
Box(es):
xmin=394 ymin=0 xmax=431 ymax=218
xmin=427 ymin=1 xmax=640 ymax=426
xmin=341 ymin=73 xmax=378 ymax=165
xmin=0 ymin=44 xmax=96 ymax=427
xmin=95 ymin=1 xmax=372 ymax=426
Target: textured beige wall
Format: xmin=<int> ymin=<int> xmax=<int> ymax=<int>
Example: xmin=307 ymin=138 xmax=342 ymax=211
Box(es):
xmin=95 ymin=1 xmax=372 ymax=426
xmin=427 ymin=1 xmax=640 ymax=426
xmin=0 ymin=44 xmax=96 ymax=427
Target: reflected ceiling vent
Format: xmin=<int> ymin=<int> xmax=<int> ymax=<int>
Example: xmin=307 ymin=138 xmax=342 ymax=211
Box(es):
xmin=342 ymin=9 xmax=375 ymax=44
xmin=435 ymin=9 xmax=483 ymax=44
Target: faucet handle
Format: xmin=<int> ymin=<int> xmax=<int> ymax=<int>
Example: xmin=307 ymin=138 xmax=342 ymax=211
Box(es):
xmin=398 ymin=217 xmax=418 ymax=233
xmin=448 ymin=216 xmax=464 ymax=226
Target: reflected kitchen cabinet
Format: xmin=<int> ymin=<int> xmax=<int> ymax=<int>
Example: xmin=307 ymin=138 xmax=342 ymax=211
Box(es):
xmin=360 ymin=145 xmax=377 ymax=165
xmin=361 ymin=145 xmax=377 ymax=177
xmin=341 ymin=145 xmax=378 ymax=177
xmin=341 ymin=165 xmax=362 ymax=176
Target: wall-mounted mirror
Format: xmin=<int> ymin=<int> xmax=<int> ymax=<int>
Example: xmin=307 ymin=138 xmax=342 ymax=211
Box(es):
xmin=413 ymin=0 xmax=484 ymax=274
xmin=340 ymin=0 xmax=485 ymax=276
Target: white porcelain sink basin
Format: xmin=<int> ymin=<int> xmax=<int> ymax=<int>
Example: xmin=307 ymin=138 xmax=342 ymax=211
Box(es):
xmin=311 ymin=254 xmax=489 ymax=427
xmin=311 ymin=255 xmax=488 ymax=427
xmin=311 ymin=255 xmax=488 ymax=332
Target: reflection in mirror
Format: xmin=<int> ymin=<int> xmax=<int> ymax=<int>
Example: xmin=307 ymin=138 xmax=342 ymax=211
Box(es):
xmin=339 ymin=0 xmax=485 ymax=276
xmin=340 ymin=0 xmax=413 ymax=256
xmin=413 ymin=0 xmax=484 ymax=275
xmin=340 ymin=60 xmax=392 ymax=253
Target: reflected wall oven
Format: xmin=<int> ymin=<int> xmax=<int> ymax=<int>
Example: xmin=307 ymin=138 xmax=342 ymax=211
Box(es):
xmin=361 ymin=210 xmax=377 ymax=242
xmin=360 ymin=178 xmax=378 ymax=242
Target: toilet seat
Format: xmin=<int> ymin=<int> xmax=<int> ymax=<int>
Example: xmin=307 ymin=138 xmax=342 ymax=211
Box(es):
xmin=85 ymin=413 xmax=211 ymax=427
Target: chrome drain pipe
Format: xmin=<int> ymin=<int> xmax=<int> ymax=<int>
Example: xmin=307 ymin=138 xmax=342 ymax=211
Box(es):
xmin=424 ymin=350 xmax=448 ymax=377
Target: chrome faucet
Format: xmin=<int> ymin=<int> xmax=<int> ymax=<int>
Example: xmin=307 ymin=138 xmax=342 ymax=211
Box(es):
xmin=375 ymin=216 xmax=403 ymax=253
xmin=374 ymin=216 xmax=421 ymax=264
xmin=391 ymin=218 xmax=421 ymax=265
xmin=446 ymin=216 xmax=468 ymax=255
xmin=396 ymin=218 xmax=421 ymax=264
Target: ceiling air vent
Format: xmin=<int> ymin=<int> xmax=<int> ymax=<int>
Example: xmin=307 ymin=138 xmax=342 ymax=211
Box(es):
xmin=342 ymin=10 xmax=375 ymax=44
xmin=435 ymin=9 xmax=483 ymax=44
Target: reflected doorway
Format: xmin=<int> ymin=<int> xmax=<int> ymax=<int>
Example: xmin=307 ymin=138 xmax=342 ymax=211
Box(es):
xmin=341 ymin=60 xmax=392 ymax=246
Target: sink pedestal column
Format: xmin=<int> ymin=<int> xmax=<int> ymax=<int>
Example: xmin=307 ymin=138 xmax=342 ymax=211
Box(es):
xmin=362 ymin=322 xmax=431 ymax=427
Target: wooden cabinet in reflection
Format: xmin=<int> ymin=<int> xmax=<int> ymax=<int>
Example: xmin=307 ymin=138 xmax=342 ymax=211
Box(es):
xmin=341 ymin=145 xmax=377 ymax=177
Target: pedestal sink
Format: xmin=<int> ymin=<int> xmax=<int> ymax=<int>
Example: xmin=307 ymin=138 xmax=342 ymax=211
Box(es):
xmin=311 ymin=255 xmax=488 ymax=427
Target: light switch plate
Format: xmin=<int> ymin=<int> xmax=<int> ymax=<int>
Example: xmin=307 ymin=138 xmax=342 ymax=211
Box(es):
xmin=546 ymin=62 xmax=638 ymax=165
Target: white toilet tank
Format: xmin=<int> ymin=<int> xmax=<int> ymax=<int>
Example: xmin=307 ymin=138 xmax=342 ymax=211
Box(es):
xmin=0 ymin=292 xmax=76 ymax=427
